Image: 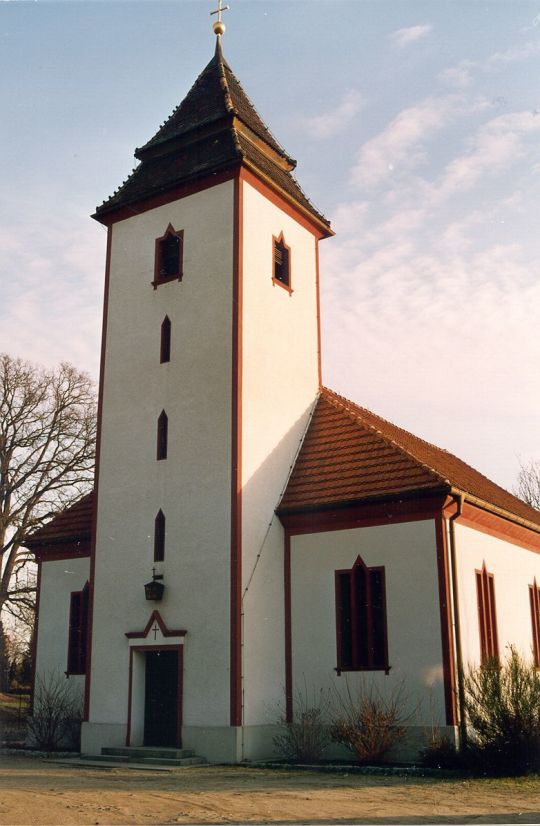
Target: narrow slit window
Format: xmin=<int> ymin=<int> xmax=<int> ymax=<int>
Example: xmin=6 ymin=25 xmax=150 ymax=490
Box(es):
xmin=476 ymin=563 xmax=499 ymax=664
xmin=67 ymin=582 xmax=89 ymax=675
xmin=160 ymin=316 xmax=171 ymax=363
xmin=154 ymin=510 xmax=166 ymax=562
xmin=157 ymin=410 xmax=168 ymax=460
xmin=272 ymin=234 xmax=291 ymax=292
xmin=153 ymin=225 xmax=183 ymax=288
xmin=530 ymin=579 xmax=540 ymax=667
xmin=335 ymin=556 xmax=389 ymax=673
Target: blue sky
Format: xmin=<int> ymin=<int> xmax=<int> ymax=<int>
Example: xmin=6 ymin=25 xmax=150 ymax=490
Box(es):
xmin=1 ymin=0 xmax=539 ymax=492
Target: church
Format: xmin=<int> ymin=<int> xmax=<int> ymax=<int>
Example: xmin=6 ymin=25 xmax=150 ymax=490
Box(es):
xmin=25 ymin=17 xmax=540 ymax=764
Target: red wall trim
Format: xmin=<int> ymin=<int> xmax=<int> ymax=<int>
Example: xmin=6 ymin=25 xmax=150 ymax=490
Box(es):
xmin=444 ymin=500 xmax=540 ymax=553
xmin=239 ymin=167 xmax=329 ymax=240
xmin=29 ymin=559 xmax=42 ymax=711
xmin=435 ymin=515 xmax=457 ymax=726
xmin=280 ymin=496 xmax=446 ymax=536
xmin=94 ymin=169 xmax=238 ymax=226
xmin=126 ymin=644 xmax=183 ymax=748
xmin=315 ymin=238 xmax=322 ymax=389
xmin=84 ymin=224 xmax=113 ymax=721
xmin=230 ymin=174 xmax=243 ymax=727
xmin=284 ymin=531 xmax=292 ymax=724
xmin=125 ymin=609 xmax=186 ymax=640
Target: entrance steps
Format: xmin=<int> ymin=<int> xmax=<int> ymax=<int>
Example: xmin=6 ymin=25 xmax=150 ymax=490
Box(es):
xmin=78 ymin=746 xmax=207 ymax=769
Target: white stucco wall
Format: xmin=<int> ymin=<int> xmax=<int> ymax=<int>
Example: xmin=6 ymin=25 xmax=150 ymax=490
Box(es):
xmin=290 ymin=519 xmax=447 ymax=728
xmin=240 ymin=180 xmax=321 ymax=727
xmin=34 ymin=557 xmax=89 ymax=700
xmin=88 ymin=180 xmax=235 ymax=742
xmin=455 ymin=521 xmax=540 ymax=668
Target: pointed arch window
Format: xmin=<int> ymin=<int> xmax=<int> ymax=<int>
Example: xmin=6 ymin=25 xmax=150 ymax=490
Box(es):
xmin=272 ymin=233 xmax=292 ymax=293
xmin=476 ymin=563 xmax=499 ymax=664
xmin=153 ymin=224 xmax=184 ymax=288
xmin=160 ymin=316 xmax=171 ymax=364
xmin=530 ymin=578 xmax=540 ymax=667
xmin=154 ymin=510 xmax=166 ymax=562
xmin=157 ymin=410 xmax=168 ymax=460
xmin=67 ymin=582 xmax=89 ymax=675
xmin=335 ymin=556 xmax=389 ymax=673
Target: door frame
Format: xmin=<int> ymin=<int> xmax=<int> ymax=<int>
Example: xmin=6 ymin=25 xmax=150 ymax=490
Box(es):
xmin=127 ymin=644 xmax=183 ymax=748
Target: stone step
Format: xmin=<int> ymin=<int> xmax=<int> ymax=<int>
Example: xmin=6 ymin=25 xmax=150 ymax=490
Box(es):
xmin=102 ymin=746 xmax=195 ymax=760
xmin=138 ymin=756 xmax=206 ymax=767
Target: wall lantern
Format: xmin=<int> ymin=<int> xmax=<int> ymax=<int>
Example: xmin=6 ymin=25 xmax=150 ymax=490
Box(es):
xmin=144 ymin=568 xmax=164 ymax=601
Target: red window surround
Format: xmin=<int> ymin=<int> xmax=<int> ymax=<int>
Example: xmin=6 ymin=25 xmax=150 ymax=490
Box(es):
xmin=154 ymin=510 xmax=166 ymax=562
xmin=335 ymin=556 xmax=389 ymax=674
xmin=67 ymin=582 xmax=89 ymax=675
xmin=152 ymin=224 xmax=184 ymax=289
xmin=476 ymin=563 xmax=499 ymax=664
xmin=160 ymin=316 xmax=171 ymax=364
xmin=157 ymin=410 xmax=168 ymax=460
xmin=272 ymin=233 xmax=292 ymax=294
xmin=530 ymin=578 xmax=540 ymax=667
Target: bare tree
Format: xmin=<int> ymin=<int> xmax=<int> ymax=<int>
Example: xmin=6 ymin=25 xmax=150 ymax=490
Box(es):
xmin=0 ymin=354 xmax=96 ymax=686
xmin=514 ymin=459 xmax=540 ymax=511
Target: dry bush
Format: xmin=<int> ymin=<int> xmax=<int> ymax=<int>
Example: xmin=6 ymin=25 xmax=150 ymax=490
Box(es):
xmin=273 ymin=687 xmax=331 ymax=763
xmin=330 ymin=679 xmax=411 ymax=764
xmin=27 ymin=671 xmax=83 ymax=751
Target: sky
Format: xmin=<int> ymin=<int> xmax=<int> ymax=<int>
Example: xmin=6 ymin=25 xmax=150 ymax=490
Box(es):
xmin=0 ymin=0 xmax=539 ymax=493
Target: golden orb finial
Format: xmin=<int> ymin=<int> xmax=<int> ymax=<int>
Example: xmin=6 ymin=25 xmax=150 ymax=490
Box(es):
xmin=210 ymin=1 xmax=230 ymax=38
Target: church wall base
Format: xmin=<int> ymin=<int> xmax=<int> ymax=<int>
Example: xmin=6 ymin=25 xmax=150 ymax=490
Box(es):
xmin=81 ymin=722 xmax=127 ymax=755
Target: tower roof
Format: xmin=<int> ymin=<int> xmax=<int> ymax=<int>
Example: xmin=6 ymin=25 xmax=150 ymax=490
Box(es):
xmin=93 ymin=42 xmax=330 ymax=233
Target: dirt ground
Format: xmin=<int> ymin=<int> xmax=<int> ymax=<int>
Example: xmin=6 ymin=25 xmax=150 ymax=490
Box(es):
xmin=1 ymin=755 xmax=540 ymax=825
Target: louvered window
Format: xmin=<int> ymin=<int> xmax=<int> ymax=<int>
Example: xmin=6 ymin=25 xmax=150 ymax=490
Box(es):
xmin=153 ymin=225 xmax=183 ymax=287
xmin=530 ymin=579 xmax=540 ymax=667
xmin=335 ymin=556 xmax=389 ymax=673
xmin=273 ymin=234 xmax=291 ymax=290
xmin=476 ymin=564 xmax=499 ymax=664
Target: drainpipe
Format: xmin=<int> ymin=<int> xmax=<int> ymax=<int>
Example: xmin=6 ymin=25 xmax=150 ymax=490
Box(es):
xmin=447 ymin=492 xmax=467 ymax=750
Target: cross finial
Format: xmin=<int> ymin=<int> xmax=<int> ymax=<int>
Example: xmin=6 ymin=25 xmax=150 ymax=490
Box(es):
xmin=210 ymin=0 xmax=230 ymax=38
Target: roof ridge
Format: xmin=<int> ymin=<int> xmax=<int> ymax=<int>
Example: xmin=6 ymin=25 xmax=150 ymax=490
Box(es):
xmin=320 ymin=387 xmax=453 ymax=489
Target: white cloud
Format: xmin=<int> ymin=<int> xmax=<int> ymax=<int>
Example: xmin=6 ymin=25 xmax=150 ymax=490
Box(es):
xmin=487 ymin=40 xmax=540 ymax=66
xmin=439 ymin=40 xmax=540 ymax=88
xmin=438 ymin=60 xmax=475 ymax=89
xmin=389 ymin=24 xmax=432 ymax=48
xmin=303 ymin=90 xmax=364 ymax=139
xmin=350 ymin=95 xmax=472 ymax=188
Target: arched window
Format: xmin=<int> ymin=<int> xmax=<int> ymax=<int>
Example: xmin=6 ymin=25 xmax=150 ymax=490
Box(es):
xmin=335 ymin=556 xmax=388 ymax=673
xmin=157 ymin=410 xmax=168 ymax=460
xmin=272 ymin=233 xmax=292 ymax=292
xmin=476 ymin=563 xmax=498 ymax=664
xmin=67 ymin=581 xmax=89 ymax=675
xmin=154 ymin=510 xmax=166 ymax=562
xmin=160 ymin=316 xmax=171 ymax=364
xmin=153 ymin=224 xmax=184 ymax=288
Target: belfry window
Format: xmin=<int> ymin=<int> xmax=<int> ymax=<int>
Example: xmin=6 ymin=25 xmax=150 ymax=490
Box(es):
xmin=67 ymin=582 xmax=89 ymax=675
xmin=154 ymin=510 xmax=166 ymax=562
xmin=153 ymin=225 xmax=183 ymax=288
xmin=272 ymin=233 xmax=291 ymax=292
xmin=335 ymin=556 xmax=389 ymax=673
xmin=160 ymin=316 xmax=171 ymax=363
xmin=157 ymin=410 xmax=168 ymax=460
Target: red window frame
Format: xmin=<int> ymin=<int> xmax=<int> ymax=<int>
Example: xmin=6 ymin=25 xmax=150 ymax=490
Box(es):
xmin=476 ymin=563 xmax=499 ymax=664
xmin=67 ymin=582 xmax=89 ymax=675
xmin=154 ymin=510 xmax=166 ymax=562
xmin=157 ymin=410 xmax=168 ymax=460
xmin=530 ymin=578 xmax=540 ymax=668
xmin=335 ymin=555 xmax=389 ymax=674
xmin=272 ymin=233 xmax=292 ymax=294
xmin=152 ymin=224 xmax=184 ymax=289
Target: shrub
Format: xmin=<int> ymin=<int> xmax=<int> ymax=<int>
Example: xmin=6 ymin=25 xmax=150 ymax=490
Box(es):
xmin=463 ymin=647 xmax=540 ymax=775
xmin=421 ymin=730 xmax=461 ymax=770
xmin=330 ymin=679 xmax=410 ymax=764
xmin=27 ymin=671 xmax=83 ymax=751
xmin=273 ymin=687 xmax=331 ymax=763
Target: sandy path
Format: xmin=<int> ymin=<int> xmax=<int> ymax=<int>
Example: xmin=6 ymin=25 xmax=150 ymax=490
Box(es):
xmin=1 ymin=757 xmax=540 ymax=824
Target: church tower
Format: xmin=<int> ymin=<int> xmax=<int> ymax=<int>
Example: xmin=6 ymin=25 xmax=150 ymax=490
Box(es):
xmin=82 ymin=29 xmax=332 ymax=761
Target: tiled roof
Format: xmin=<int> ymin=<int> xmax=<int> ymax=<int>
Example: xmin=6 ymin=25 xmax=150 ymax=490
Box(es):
xmin=24 ymin=492 xmax=94 ymax=548
xmin=279 ymin=388 xmax=540 ymax=529
xmin=93 ymin=41 xmax=330 ymax=231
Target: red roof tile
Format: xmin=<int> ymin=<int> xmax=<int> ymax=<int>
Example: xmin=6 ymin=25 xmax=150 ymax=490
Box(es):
xmin=279 ymin=388 xmax=540 ymax=530
xmin=24 ymin=492 xmax=94 ymax=548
